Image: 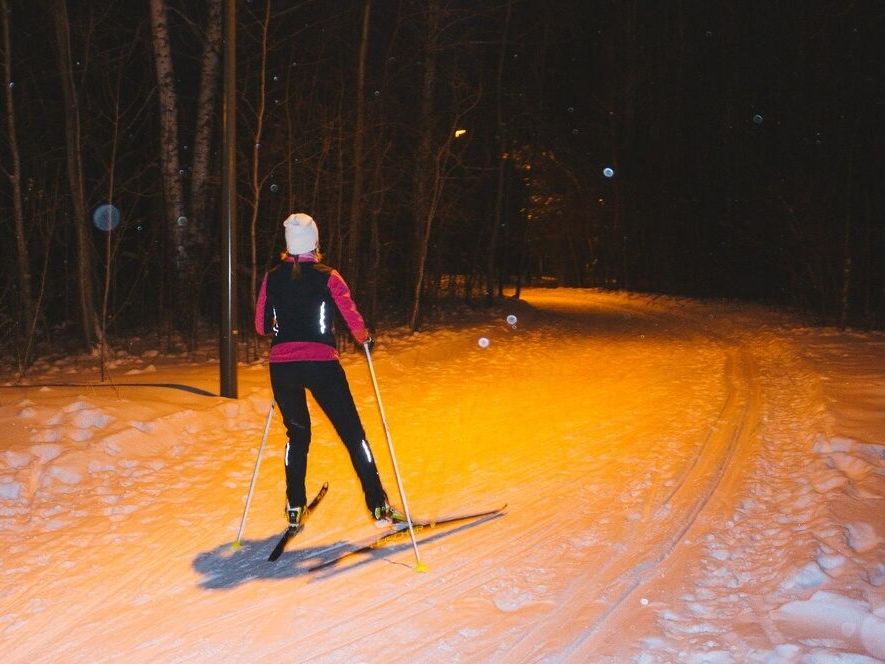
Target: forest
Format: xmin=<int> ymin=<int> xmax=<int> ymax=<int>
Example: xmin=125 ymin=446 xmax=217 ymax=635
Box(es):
xmin=1 ymin=1 xmax=883 ymax=372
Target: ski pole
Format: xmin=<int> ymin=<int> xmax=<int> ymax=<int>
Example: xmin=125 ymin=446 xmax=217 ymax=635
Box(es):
xmin=232 ymin=399 xmax=275 ymax=550
xmin=364 ymin=345 xmax=427 ymax=572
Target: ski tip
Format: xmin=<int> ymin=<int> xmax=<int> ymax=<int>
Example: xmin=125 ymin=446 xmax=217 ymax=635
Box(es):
xmin=414 ymin=562 xmax=429 ymax=573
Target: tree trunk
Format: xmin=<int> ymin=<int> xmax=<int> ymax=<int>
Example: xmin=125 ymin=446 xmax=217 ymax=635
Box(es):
xmin=409 ymin=150 xmax=445 ymax=332
xmin=148 ymin=0 xmax=187 ymax=322
xmin=486 ymin=1 xmax=511 ymax=306
xmin=248 ymin=0 xmax=271 ymax=315
xmin=840 ymin=147 xmax=853 ymax=327
xmin=344 ymin=0 xmax=372 ymax=293
xmin=408 ymin=1 xmax=439 ymax=331
xmin=1 ymin=0 xmax=34 ymax=337
xmin=53 ymin=0 xmax=97 ymax=346
xmin=333 ymin=105 xmax=346 ymax=266
xmin=190 ymin=0 xmax=222 ymax=261
xmin=98 ymin=54 xmax=124 ymax=382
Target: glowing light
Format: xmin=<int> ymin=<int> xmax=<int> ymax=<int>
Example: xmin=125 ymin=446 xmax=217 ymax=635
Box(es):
xmin=506 ymin=315 xmax=518 ymax=326
xmin=478 ymin=337 xmax=490 ymax=348
xmin=92 ymin=204 xmax=120 ymax=232
xmin=603 ymin=167 xmax=615 ymax=178
xmin=454 ymin=129 xmax=467 ymax=138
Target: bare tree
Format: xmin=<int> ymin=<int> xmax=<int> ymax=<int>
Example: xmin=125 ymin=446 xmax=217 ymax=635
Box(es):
xmin=247 ymin=0 xmax=271 ymax=313
xmin=486 ymin=0 xmax=512 ymax=305
xmin=148 ymin=0 xmax=222 ymax=340
xmin=343 ymin=0 xmax=372 ymax=291
xmin=407 ymin=1 xmax=440 ymax=331
xmin=407 ymin=2 xmax=479 ymax=331
xmin=148 ymin=0 xmax=187 ymax=315
xmin=190 ymin=0 xmax=222 ymax=253
xmin=97 ymin=44 xmax=127 ymax=382
xmin=409 ymin=0 xmax=482 ymax=331
xmin=52 ymin=0 xmax=98 ymax=346
xmin=1 ymin=0 xmax=34 ymax=341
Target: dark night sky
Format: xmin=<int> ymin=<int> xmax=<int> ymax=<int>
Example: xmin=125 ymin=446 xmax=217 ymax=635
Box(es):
xmin=1 ymin=0 xmax=883 ymax=349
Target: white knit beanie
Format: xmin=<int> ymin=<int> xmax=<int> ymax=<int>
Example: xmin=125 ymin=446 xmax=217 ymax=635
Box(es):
xmin=283 ymin=213 xmax=319 ymax=255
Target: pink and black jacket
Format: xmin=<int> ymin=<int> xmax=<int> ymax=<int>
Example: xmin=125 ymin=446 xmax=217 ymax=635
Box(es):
xmin=254 ymin=254 xmax=369 ymax=362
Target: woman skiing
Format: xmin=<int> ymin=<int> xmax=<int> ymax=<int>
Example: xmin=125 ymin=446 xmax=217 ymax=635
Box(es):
xmin=254 ymin=212 xmax=401 ymax=528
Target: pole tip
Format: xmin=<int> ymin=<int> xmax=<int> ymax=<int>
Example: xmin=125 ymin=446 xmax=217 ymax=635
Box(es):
xmin=414 ymin=562 xmax=429 ymax=573
xmin=231 ymin=540 xmax=242 ymax=551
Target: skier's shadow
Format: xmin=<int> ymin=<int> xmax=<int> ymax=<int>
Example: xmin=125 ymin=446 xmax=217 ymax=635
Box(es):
xmin=192 ymin=537 xmax=346 ymax=589
xmin=192 ymin=514 xmax=502 ymax=589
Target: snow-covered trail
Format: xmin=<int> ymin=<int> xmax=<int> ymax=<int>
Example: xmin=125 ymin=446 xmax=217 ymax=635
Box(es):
xmin=2 ymin=289 xmax=884 ymax=662
xmin=493 ymin=294 xmax=765 ymax=661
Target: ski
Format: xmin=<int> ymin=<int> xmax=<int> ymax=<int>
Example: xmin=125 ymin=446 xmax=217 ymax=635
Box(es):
xmin=307 ymin=504 xmax=506 ymax=572
xmin=267 ymin=482 xmax=329 ymax=562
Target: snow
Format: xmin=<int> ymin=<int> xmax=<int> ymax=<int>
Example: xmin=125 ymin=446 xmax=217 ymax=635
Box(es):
xmin=1 ymin=288 xmax=884 ymax=663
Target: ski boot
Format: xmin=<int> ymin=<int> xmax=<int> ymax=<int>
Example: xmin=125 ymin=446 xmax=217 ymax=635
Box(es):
xmin=373 ymin=503 xmax=406 ymax=528
xmin=286 ymin=502 xmax=306 ymax=529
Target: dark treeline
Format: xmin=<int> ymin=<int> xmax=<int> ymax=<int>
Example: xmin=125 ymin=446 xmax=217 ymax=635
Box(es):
xmin=1 ymin=1 xmax=882 ymax=370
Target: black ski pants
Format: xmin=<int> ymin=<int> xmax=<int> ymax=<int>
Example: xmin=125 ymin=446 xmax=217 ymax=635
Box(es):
xmin=269 ymin=360 xmax=387 ymax=513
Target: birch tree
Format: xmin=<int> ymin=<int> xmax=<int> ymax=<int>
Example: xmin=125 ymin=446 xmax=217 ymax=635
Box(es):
xmin=148 ymin=0 xmax=221 ymax=335
xmin=190 ymin=0 xmax=222 ymax=256
xmin=148 ymin=0 xmax=187 ymax=316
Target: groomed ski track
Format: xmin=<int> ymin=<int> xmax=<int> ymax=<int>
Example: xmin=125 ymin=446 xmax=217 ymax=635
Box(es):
xmin=493 ymin=295 xmax=764 ymax=662
xmin=272 ymin=291 xmax=769 ymax=662
xmin=4 ymin=288 xmax=847 ymax=662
